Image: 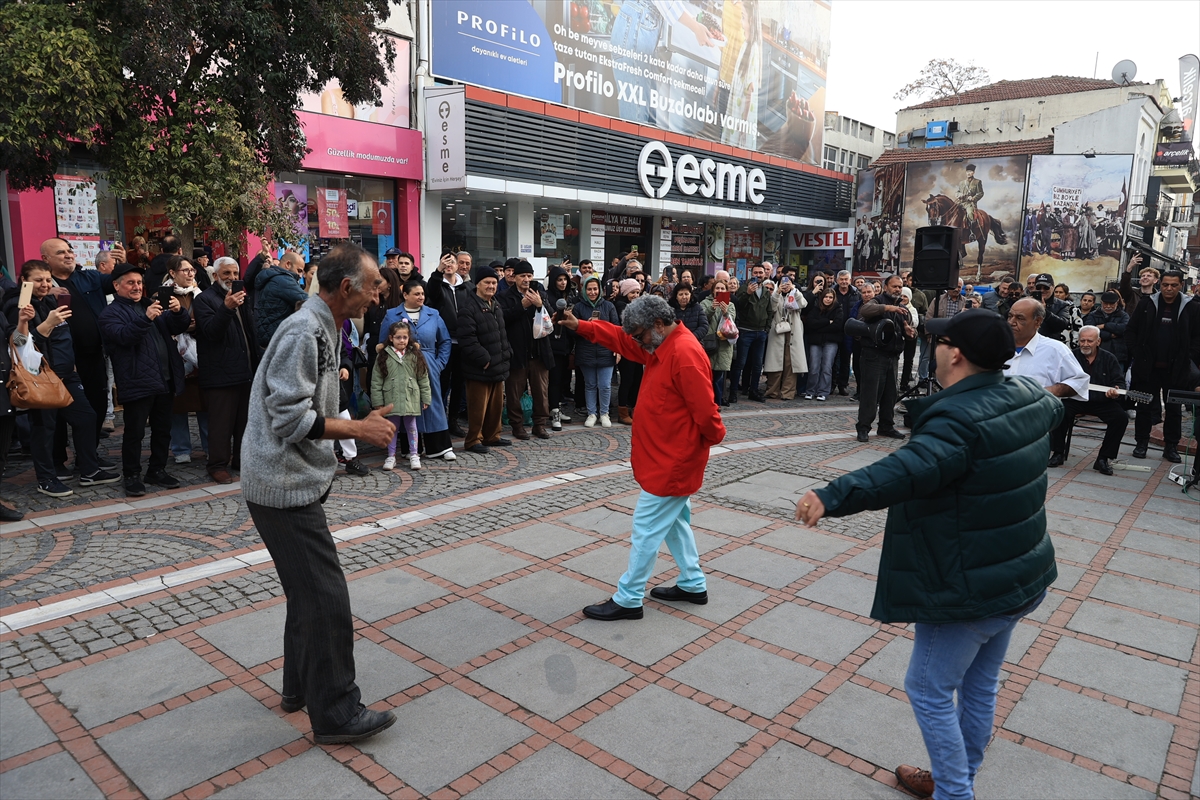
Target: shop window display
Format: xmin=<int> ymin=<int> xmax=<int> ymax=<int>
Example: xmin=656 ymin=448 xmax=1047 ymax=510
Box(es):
xmin=442 ymin=199 xmax=507 ymax=266
xmin=276 ymin=171 xmax=396 ymax=263
xmin=534 ymin=206 xmax=581 ymax=265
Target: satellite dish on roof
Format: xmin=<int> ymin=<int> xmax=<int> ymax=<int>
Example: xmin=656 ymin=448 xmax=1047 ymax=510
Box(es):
xmin=1112 ymin=60 xmax=1138 ymax=85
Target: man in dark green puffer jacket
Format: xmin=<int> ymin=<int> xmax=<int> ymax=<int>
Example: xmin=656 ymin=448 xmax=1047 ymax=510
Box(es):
xmin=796 ymin=309 xmax=1061 ymax=800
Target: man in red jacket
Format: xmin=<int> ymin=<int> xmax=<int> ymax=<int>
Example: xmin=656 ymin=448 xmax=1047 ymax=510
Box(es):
xmin=560 ymin=295 xmax=726 ymax=620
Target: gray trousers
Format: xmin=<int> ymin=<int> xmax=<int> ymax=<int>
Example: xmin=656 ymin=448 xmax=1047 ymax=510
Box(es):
xmin=246 ymin=498 xmax=361 ymax=732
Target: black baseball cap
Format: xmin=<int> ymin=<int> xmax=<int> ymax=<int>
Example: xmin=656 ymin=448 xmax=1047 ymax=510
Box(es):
xmin=110 ymin=262 xmax=146 ymax=281
xmin=1034 ymin=273 xmax=1054 ymax=288
xmin=384 ymin=247 xmax=402 ymax=257
xmin=925 ymin=309 xmax=1015 ymax=371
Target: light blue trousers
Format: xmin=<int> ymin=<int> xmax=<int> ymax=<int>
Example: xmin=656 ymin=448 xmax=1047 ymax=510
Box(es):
xmin=614 ymin=491 xmax=706 ymax=608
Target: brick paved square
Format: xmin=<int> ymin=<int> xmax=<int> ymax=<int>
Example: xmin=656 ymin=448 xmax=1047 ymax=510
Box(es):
xmin=1060 ymin=482 xmax=1138 ymax=507
xmin=562 ymin=507 xmax=634 ymax=537
xmin=492 ymin=523 xmax=597 ymax=559
xmin=658 ymin=577 xmax=768 ymax=624
xmin=1131 ymin=510 xmax=1197 ymax=539
xmin=1 ymin=689 xmax=57 ymax=760
xmin=610 ymin=493 xmax=640 ymax=510
xmin=1090 ymin=574 xmax=1200 ymax=624
xmin=383 ymin=600 xmax=534 ymax=667
xmin=195 ymin=604 xmax=288 ymax=667
xmin=1120 ymin=530 xmax=1199 ymax=563
xmin=483 ymin=570 xmax=600 ymax=623
xmin=1052 ymin=562 xmax=1085 ymax=592
xmin=974 ymin=738 xmax=1152 ymax=800
xmin=666 ymin=639 xmax=823 ymax=718
xmin=1047 ymin=496 xmax=1126 ymax=523
xmin=662 ymin=531 xmax=728 ymax=555
xmin=797 ymin=571 xmax=876 ymax=616
xmin=1025 ymin=590 xmax=1065 ymax=623
xmin=715 ymin=740 xmax=904 ymax=799
xmin=754 ymin=526 xmax=856 ymax=561
xmin=98 ymin=687 xmax=301 ymax=800
xmin=742 ymin=603 xmax=876 ymax=665
xmin=708 ymin=471 xmax=823 ymax=511
xmin=211 ymin=748 xmax=385 ymax=799
xmin=463 ymin=743 xmax=651 ymax=799
xmin=1047 ymin=513 xmax=1115 ymax=542
xmin=46 ymin=639 xmax=224 ymax=728
xmin=413 ymin=543 xmax=533 ymax=587
xmin=356 ymin=686 xmax=531 ymax=795
xmin=793 ymin=681 xmax=925 ymax=769
xmin=1067 ymin=600 xmax=1197 ymax=660
xmin=1106 ymin=550 xmax=1199 ymax=590
xmin=826 ymin=450 xmax=889 ymax=472
xmin=1050 ymin=536 xmax=1101 ymax=565
xmin=841 ymin=547 xmax=882 ymax=575
xmin=347 ymin=567 xmax=449 ymax=623
xmin=0 ymin=751 xmax=103 ymax=800
xmin=1040 ymin=636 xmax=1188 ymax=713
xmin=857 ymin=635 xmax=914 ymax=690
xmin=560 ymin=544 xmax=667 ymax=583
xmin=1004 ymin=681 xmax=1174 ymax=781
xmin=576 ymin=684 xmax=758 ymax=789
xmin=1142 ymin=496 xmax=1199 ymax=519
xmin=690 ymin=508 xmax=772 ymax=536
xmin=261 ymin=638 xmax=431 ymax=706
xmin=564 ymin=608 xmax=708 ymax=665
xmin=1005 ymin=620 xmax=1042 ymax=662
xmin=469 ymin=637 xmax=631 ymax=720
xmin=706 ymin=545 xmax=814 ymax=589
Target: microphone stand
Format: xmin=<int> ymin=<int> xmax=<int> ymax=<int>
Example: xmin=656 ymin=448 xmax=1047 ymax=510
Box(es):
xmin=897 ymin=286 xmax=945 ymax=404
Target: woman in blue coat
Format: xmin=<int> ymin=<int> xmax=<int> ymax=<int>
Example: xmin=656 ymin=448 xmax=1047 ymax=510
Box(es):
xmin=381 ymin=280 xmax=455 ymax=460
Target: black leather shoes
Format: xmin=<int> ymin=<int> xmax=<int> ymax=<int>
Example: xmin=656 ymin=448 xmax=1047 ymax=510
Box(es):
xmin=467 ymin=443 xmax=490 ymax=454
xmin=0 ymin=505 xmax=23 ymax=522
xmin=145 ymin=470 xmax=181 ymax=489
xmin=486 ymin=438 xmax=512 ymax=447
xmin=748 ymin=392 xmax=766 ymax=403
xmin=1047 ymin=452 xmax=1065 ymax=468
xmin=280 ymin=694 xmax=305 ymax=713
xmin=650 ymin=585 xmax=709 ymax=605
xmin=1093 ymin=458 xmax=1114 ymax=476
xmin=856 ymin=431 xmax=870 ymax=443
xmin=878 ymin=429 xmax=906 ymax=440
xmin=313 ymin=707 xmax=396 ymax=745
xmin=582 ymin=599 xmax=643 ymax=621
xmin=1163 ymin=446 xmax=1182 ymax=463
xmin=1132 ymin=442 xmax=1148 ymax=459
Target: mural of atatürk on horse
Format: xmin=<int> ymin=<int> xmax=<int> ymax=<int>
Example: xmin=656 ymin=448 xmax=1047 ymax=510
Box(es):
xmin=899 ymin=156 xmax=1028 ymax=283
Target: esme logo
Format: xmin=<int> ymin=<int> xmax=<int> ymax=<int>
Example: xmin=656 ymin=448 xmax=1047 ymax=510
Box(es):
xmin=637 ymin=141 xmax=766 ymax=205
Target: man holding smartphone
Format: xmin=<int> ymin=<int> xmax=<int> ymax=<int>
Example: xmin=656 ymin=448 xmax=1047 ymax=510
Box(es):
xmin=99 ymin=262 xmax=192 ymax=496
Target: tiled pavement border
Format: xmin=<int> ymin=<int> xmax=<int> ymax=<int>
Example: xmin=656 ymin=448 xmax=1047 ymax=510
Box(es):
xmin=2 ymin=425 xmax=1198 ymax=799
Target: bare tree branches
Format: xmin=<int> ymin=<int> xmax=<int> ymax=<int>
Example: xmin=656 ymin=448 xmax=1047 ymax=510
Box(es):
xmin=895 ymin=59 xmax=991 ymax=102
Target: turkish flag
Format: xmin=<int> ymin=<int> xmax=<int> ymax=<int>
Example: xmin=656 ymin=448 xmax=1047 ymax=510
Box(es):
xmin=373 ymin=201 xmax=393 ymax=235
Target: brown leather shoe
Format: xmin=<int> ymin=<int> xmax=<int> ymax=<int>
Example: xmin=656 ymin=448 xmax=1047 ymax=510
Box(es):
xmin=532 ymin=425 xmax=551 ymax=439
xmin=511 ymin=425 xmax=531 ymax=440
xmin=895 ymin=765 xmax=935 ymax=798
xmin=208 ymin=468 xmax=234 ymax=485
xmin=617 ymin=406 xmax=633 ymax=425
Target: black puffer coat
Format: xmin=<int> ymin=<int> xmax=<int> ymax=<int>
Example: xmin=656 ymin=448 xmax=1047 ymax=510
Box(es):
xmin=457 ymin=290 xmax=512 ymax=382
xmin=192 ymin=284 xmax=259 ymax=389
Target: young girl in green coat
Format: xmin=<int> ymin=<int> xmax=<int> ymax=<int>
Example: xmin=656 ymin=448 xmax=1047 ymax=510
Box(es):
xmin=372 ymin=321 xmax=432 ymax=471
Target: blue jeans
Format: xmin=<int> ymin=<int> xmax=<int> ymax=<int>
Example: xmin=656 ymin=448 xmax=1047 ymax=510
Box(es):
xmin=610 ymin=0 xmax=661 ymax=123
xmin=614 ymin=492 xmax=706 ymax=608
xmin=918 ymin=333 xmax=931 ymax=380
xmin=170 ymin=412 xmax=209 ymax=458
xmin=581 ymin=365 xmax=614 ymax=417
xmin=807 ymin=342 xmax=838 ymax=397
xmin=905 ymin=591 xmax=1045 ymax=800
xmin=731 ymin=329 xmax=768 ymax=396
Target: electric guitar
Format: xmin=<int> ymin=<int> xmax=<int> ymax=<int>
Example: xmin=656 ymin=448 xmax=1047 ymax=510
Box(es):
xmin=1087 ymin=384 xmax=1153 ymax=404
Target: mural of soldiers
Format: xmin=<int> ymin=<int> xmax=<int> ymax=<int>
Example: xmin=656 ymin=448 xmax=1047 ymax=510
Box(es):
xmin=955 ymin=164 xmax=985 ymax=232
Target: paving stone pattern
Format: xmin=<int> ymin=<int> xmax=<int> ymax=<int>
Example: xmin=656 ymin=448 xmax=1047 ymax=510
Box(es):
xmin=1 ymin=402 xmax=1198 ymax=799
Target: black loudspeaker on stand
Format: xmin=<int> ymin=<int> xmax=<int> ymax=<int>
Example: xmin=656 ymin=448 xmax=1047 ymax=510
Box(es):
xmin=912 ymin=226 xmax=960 ymax=291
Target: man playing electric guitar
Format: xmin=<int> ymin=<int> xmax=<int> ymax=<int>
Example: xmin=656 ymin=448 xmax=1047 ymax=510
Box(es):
xmin=1049 ymin=325 xmax=1131 ymax=475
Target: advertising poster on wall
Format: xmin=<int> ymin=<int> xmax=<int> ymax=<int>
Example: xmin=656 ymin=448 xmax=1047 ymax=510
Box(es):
xmin=316 ymin=188 xmax=350 ymax=239
xmin=899 ymin=156 xmax=1028 ymax=283
xmin=853 ymin=164 xmax=905 ymax=274
xmin=430 ymin=0 xmax=829 ymax=164
xmin=706 ymin=221 xmax=726 ymax=271
xmin=669 ymin=221 xmax=705 ymax=277
xmin=299 ymin=36 xmax=411 ymax=127
xmin=54 ymin=175 xmax=100 ymax=236
xmin=725 ymin=229 xmax=762 ymax=278
xmin=1020 ymin=154 xmax=1133 ymax=291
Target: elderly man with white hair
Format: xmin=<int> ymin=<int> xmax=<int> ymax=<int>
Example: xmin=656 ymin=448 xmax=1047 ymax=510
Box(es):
xmin=192 ymin=257 xmax=258 ymax=483
xmin=1047 ymin=324 xmax=1130 ymax=475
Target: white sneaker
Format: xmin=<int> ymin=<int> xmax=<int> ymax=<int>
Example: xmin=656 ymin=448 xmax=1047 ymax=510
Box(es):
xmin=174 ymin=453 xmax=191 ymax=464
xmin=551 ymin=408 xmax=562 ymax=431
xmin=559 ymin=408 xmax=572 ymax=423
xmin=442 ymin=450 xmax=457 ymax=461
xmin=382 ymin=456 xmax=395 ymax=470
xmin=599 ymin=414 xmax=612 ymax=428
xmin=804 ymin=394 xmax=814 ymax=400
xmin=584 ymin=414 xmax=597 ymax=428
xmin=816 ymin=395 xmax=827 ymax=402
xmin=409 ymin=455 xmax=421 ymax=470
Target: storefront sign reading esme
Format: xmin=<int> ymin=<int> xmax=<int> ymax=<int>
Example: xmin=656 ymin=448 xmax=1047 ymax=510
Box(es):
xmin=637 ymin=141 xmax=766 ymax=206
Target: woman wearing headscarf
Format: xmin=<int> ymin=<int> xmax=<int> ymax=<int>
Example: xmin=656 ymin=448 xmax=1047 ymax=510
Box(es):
xmin=614 ymin=278 xmax=644 ymax=424
xmin=764 ymin=274 xmax=808 ymax=400
xmin=572 ymin=275 xmax=620 ymax=427
xmin=546 ymin=265 xmax=579 ymax=429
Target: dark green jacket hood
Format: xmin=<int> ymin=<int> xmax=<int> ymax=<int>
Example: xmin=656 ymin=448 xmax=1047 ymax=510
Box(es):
xmin=815 ymin=371 xmax=1062 ymax=624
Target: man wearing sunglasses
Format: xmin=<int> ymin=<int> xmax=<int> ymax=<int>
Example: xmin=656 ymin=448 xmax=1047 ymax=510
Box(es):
xmin=795 ymin=309 xmax=1061 ymax=800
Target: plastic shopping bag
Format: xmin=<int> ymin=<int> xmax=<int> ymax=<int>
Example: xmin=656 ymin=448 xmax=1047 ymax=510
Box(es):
xmin=718 ymin=315 xmax=740 ymax=341
xmin=533 ymin=307 xmax=554 ymax=339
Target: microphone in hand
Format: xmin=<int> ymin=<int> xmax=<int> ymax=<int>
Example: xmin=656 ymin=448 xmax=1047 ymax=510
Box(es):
xmin=553 ymin=298 xmax=568 ymax=321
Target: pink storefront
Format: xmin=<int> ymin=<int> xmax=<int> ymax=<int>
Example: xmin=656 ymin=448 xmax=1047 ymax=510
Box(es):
xmin=3 ymin=110 xmax=423 ymax=275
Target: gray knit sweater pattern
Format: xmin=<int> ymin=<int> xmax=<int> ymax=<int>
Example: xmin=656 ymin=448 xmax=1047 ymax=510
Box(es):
xmin=241 ymin=296 xmax=342 ymax=508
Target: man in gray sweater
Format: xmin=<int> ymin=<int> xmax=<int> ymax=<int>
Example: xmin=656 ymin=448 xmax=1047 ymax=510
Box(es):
xmin=242 ymin=244 xmax=397 ymax=744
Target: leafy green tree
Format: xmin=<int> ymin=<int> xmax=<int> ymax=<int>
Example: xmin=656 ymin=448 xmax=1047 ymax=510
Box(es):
xmin=0 ymin=0 xmax=395 ymax=253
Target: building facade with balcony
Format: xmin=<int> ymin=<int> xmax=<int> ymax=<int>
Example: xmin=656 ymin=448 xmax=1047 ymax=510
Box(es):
xmin=821 ymin=112 xmax=895 ymax=177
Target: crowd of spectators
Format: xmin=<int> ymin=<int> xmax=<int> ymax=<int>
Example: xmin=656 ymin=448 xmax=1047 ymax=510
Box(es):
xmin=2 ymin=238 xmax=1198 ymax=522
